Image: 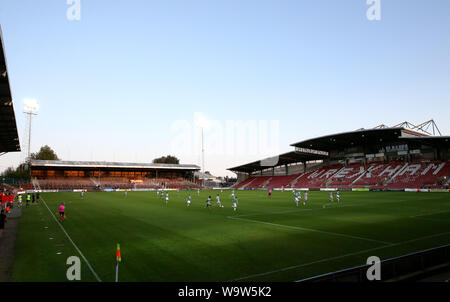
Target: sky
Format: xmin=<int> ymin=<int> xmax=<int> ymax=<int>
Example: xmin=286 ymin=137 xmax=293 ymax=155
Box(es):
xmin=0 ymin=0 xmax=449 ymax=177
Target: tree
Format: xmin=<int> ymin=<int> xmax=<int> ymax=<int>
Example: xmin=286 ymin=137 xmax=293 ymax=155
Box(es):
xmin=152 ymin=155 xmax=180 ymax=164
xmin=0 ymin=163 xmax=30 ymax=179
xmin=30 ymin=145 xmax=59 ymax=161
xmin=185 ymin=171 xmax=194 ymax=181
xmin=0 ymin=145 xmax=59 ymax=181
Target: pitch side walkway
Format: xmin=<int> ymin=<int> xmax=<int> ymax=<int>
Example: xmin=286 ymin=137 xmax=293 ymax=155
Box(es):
xmin=0 ymin=207 xmax=22 ymax=282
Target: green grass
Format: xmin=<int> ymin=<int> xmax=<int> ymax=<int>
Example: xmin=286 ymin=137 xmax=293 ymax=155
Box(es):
xmin=11 ymin=190 xmax=450 ymax=282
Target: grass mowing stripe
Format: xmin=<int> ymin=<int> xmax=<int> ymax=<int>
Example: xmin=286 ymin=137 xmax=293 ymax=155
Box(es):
xmin=409 ymin=209 xmax=450 ymax=218
xmin=233 ymin=199 xmax=410 ymax=219
xmin=227 ymin=216 xmax=392 ymax=245
xmin=410 ymin=217 xmax=450 ymax=223
xmin=233 ymin=208 xmax=313 ymax=218
xmin=41 ymin=197 xmax=102 ymax=282
xmin=230 ymin=244 xmax=393 ymax=281
xmin=230 ymin=230 xmax=450 ymax=282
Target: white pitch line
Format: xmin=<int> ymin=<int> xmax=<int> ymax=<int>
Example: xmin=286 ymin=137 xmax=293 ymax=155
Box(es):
xmin=228 ymin=216 xmax=391 ymax=245
xmin=409 ymin=217 xmax=450 ymax=223
xmin=41 ymin=197 xmax=102 ymax=282
xmin=232 ymin=208 xmax=313 ymax=218
xmin=231 ymin=204 xmax=358 ymax=219
xmin=409 ymin=209 xmax=450 ymax=218
xmin=230 ymin=245 xmax=394 ymax=282
xmin=232 ymin=199 xmax=409 ymax=219
xmin=230 ymin=231 xmax=450 ymax=282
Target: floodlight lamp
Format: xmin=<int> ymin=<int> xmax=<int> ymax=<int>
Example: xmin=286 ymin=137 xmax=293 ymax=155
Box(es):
xmin=23 ymin=98 xmax=39 ymax=113
xmin=194 ymin=112 xmax=212 ymax=130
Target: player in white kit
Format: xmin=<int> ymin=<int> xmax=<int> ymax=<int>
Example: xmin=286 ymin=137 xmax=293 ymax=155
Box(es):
xmin=216 ymin=194 xmax=223 ymax=207
xmin=205 ymin=196 xmax=212 ymax=209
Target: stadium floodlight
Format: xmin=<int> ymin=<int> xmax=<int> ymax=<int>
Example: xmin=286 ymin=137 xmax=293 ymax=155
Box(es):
xmin=23 ymin=98 xmax=40 ymax=163
xmin=194 ymin=112 xmax=212 ymax=130
xmin=23 ymin=98 xmax=40 ymax=113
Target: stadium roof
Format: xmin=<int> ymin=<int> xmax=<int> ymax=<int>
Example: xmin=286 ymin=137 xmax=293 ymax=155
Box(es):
xmin=228 ymin=150 xmax=329 ymax=173
xmin=30 ymin=160 xmax=201 ymax=171
xmin=398 ymin=136 xmax=450 ymax=149
xmin=0 ymin=26 xmax=20 ymax=153
xmin=229 ymin=123 xmax=448 ymax=174
xmin=290 ymin=128 xmax=426 ymax=152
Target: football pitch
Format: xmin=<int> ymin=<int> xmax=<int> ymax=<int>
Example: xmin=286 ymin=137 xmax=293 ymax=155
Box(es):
xmin=10 ymin=190 xmax=450 ymax=282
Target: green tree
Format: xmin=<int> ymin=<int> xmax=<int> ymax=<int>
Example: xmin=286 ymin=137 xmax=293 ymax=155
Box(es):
xmin=0 ymin=145 xmax=59 ymax=181
xmin=0 ymin=163 xmax=30 ymax=179
xmin=185 ymin=171 xmax=194 ymax=181
xmin=152 ymin=155 xmax=180 ymax=164
xmin=30 ymin=145 xmax=59 ymax=161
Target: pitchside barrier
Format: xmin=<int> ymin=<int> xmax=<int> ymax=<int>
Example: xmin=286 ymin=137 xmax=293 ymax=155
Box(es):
xmin=14 ymin=188 xmax=450 ymax=194
xmin=297 ymin=244 xmax=450 ymax=282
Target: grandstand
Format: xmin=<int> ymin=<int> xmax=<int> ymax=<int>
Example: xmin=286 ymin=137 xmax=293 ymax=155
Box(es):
xmin=229 ymin=121 xmax=450 ymax=190
xmin=29 ymin=160 xmax=201 ymax=191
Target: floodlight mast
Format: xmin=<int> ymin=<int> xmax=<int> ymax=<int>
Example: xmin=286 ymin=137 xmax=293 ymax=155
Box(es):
xmin=23 ymin=99 xmax=39 ymax=164
xmin=201 ymin=127 xmax=205 ymax=187
xmin=23 ymin=109 xmax=38 ymax=163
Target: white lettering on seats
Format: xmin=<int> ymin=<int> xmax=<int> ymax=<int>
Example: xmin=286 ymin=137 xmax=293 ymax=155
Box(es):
xmin=399 ymin=164 xmax=421 ymax=176
xmin=421 ymin=162 xmax=445 ymax=176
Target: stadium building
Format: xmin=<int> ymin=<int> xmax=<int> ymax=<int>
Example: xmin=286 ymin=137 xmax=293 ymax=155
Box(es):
xmin=229 ymin=121 xmax=450 ymax=190
xmin=29 ymin=160 xmax=201 ymax=191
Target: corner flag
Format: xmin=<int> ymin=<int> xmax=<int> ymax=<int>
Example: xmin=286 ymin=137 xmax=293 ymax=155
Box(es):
xmin=116 ymin=244 xmax=121 ymax=262
xmin=115 ymin=243 xmax=121 ymax=282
